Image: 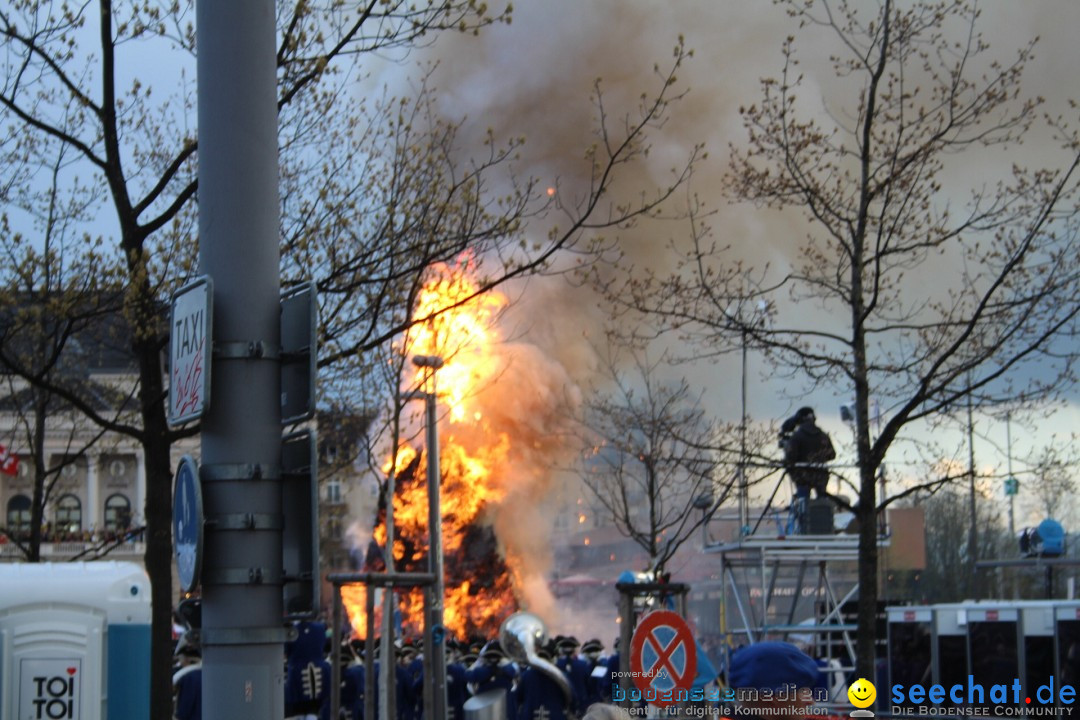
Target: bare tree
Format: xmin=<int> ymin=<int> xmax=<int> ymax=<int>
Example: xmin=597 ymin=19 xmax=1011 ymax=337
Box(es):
xmin=0 ymin=144 xmax=130 ymax=560
xmin=0 ymin=3 xmax=703 ymax=713
xmin=601 ymin=0 xmax=1080 ymax=674
xmin=1026 ymin=445 xmax=1079 ymax=524
xmin=576 ymin=347 xmax=732 ymax=577
xmin=921 ymin=488 xmax=1010 ymax=603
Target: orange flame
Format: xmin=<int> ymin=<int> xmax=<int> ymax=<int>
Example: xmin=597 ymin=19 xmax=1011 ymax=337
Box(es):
xmin=345 ymin=258 xmax=523 ymax=641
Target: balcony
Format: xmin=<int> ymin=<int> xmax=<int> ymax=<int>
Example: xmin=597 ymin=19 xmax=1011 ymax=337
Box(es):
xmin=0 ymin=530 xmax=146 ymax=562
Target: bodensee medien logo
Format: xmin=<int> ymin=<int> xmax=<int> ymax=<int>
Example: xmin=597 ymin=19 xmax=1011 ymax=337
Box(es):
xmin=890 ymin=676 xmax=1076 ymax=716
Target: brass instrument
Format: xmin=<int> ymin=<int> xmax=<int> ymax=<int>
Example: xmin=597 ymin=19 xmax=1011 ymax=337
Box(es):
xmin=498 ymin=611 xmax=573 ymax=708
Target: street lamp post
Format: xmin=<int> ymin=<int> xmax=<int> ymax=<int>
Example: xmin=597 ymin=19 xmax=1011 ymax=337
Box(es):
xmin=726 ymin=301 xmax=769 ymax=537
xmin=406 ymin=354 xmax=447 ymax=720
xmin=1006 ymin=412 xmax=1016 ymax=538
xmin=739 ymin=326 xmax=750 ymax=536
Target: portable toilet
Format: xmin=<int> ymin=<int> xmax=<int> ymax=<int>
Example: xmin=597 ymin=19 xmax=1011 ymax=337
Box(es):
xmin=966 ymin=603 xmax=1021 ymax=707
xmin=931 ymin=604 xmax=970 ymax=698
xmin=1055 ymin=603 xmax=1080 ymax=691
xmin=0 ymin=561 xmax=151 ymax=720
xmin=1015 ymin=600 xmax=1058 ymax=705
xmin=886 ymin=606 xmax=932 ymax=692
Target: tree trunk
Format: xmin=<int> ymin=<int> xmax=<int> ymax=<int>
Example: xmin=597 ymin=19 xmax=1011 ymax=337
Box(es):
xmin=28 ymin=390 xmax=48 ymax=563
xmin=131 ymin=284 xmax=175 ymax=720
xmin=28 ymin=474 xmax=43 ymax=562
xmin=855 ymin=466 xmax=878 ymax=678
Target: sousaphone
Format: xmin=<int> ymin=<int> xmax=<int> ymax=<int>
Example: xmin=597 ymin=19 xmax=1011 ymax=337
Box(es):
xmin=498 ymin=610 xmax=574 ymax=707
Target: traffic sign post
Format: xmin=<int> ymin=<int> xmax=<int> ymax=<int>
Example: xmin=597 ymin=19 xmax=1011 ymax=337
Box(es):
xmin=629 ymin=609 xmax=698 ymax=707
xmin=280 ymin=282 xmax=317 ymax=425
xmin=168 ymin=276 xmax=213 ymax=426
xmin=173 ymin=456 xmax=204 ymax=593
xmin=282 ymin=430 xmax=319 ymax=619
xmin=196 ymin=2 xmax=286 ymax=717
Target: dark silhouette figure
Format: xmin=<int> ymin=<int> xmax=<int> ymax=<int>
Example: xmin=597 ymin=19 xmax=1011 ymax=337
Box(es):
xmin=780 ymin=407 xmax=835 ymax=500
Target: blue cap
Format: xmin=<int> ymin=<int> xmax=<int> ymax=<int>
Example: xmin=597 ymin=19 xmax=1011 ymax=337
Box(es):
xmin=728 ymin=642 xmax=819 ymax=691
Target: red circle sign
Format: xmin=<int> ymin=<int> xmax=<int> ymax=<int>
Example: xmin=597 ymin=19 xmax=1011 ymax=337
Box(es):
xmin=629 ymin=610 xmax=698 ymax=707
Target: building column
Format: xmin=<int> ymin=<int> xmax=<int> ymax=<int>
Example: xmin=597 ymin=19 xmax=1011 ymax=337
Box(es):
xmin=85 ymin=452 xmax=100 ymax=530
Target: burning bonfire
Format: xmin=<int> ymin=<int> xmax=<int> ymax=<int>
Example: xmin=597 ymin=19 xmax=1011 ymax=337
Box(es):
xmin=343 ymin=259 xmax=579 ymax=641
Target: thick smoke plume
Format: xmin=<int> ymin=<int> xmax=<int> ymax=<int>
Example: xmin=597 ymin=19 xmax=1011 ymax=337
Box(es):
xmin=349 ymin=1 xmax=1080 ymax=632
xmin=411 ymin=0 xmax=1080 ymax=416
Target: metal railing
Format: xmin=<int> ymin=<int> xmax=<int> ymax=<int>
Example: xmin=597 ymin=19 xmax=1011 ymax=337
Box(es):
xmin=0 ymin=540 xmax=145 ymax=560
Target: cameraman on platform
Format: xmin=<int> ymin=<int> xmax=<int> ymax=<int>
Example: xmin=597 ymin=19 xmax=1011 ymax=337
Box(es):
xmin=779 ymin=407 xmax=835 ymax=531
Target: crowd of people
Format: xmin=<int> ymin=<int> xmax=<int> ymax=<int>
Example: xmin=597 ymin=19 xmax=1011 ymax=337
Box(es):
xmin=173 ymin=623 xmax=835 ymax=719
xmin=172 ymin=622 xmax=630 ymax=720
xmin=0 ymin=521 xmax=142 ymax=545
xmin=168 ymin=405 xmax=844 ymax=719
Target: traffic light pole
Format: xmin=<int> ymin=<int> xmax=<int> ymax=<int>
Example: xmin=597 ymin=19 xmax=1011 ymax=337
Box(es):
xmin=196 ymin=2 xmax=285 ymax=718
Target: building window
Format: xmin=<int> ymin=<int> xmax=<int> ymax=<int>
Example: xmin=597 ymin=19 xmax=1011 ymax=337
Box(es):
xmin=326 ymin=479 xmax=342 ymax=505
xmin=56 ymin=494 xmax=82 ymax=533
xmin=104 ymin=493 xmax=131 ymax=533
xmin=554 ymin=511 xmax=569 ymax=531
xmin=6 ymin=495 xmax=31 ymax=538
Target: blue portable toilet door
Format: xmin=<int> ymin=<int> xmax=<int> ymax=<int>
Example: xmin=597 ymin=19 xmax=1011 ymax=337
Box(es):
xmin=106 ymin=623 xmax=151 ymax=720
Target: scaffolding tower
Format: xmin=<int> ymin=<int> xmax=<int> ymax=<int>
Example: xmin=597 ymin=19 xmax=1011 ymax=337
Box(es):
xmin=705 ymin=530 xmax=889 ymax=702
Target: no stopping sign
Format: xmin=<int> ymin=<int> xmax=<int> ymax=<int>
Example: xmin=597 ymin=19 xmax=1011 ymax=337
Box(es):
xmin=629 ymin=610 xmax=697 ymax=706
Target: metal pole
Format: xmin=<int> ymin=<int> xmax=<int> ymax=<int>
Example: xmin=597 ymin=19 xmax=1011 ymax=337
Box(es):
xmin=618 ymin=591 xmax=633 ymax=709
xmin=418 ymin=358 xmax=447 ymax=720
xmin=1006 ymin=412 xmax=1015 ymax=538
xmin=196 ymin=2 xmax=284 ymax=719
xmin=381 ymin=402 xmax=399 ymax=720
xmin=726 ymin=566 xmax=756 ymax=644
xmin=381 ymin=594 xmax=396 ymax=720
xmin=332 ymin=590 xmax=343 ymax=720
xmin=422 ymin=587 xmax=434 ymax=717
xmin=365 ymin=587 xmax=376 ymax=720
xmin=968 ymin=391 xmax=978 ymax=599
xmin=1006 ymin=412 xmax=1016 ymax=600
xmin=739 ymin=329 xmax=749 ymax=536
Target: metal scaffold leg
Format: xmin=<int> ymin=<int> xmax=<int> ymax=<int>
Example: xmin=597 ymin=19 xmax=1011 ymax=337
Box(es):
xmin=711 ymin=534 xmax=872 ymax=699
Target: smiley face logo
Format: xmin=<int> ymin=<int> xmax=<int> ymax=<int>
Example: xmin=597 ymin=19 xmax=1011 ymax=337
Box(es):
xmin=848 ymin=678 xmax=877 ymax=708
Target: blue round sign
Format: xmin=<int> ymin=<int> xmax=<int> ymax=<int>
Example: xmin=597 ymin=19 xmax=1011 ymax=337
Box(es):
xmin=173 ymin=455 xmax=203 ymax=592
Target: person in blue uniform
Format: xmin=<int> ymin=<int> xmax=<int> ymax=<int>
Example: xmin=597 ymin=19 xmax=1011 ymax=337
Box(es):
xmin=446 ymin=643 xmax=473 ymax=720
xmin=598 ymin=639 xmax=620 ymax=703
xmin=465 ymin=640 xmax=519 ymax=720
xmin=328 ymin=639 xmax=366 ymax=720
xmin=554 ymin=636 xmax=590 ymax=714
xmin=285 ymin=621 xmax=332 ymax=719
xmin=397 ymin=641 xmax=423 ymax=720
xmin=580 ymin=639 xmax=605 ymax=707
xmin=173 ymin=632 xmax=202 ymax=720
xmin=515 ymin=644 xmax=571 ymax=720
xmin=343 ymin=639 xmax=382 ymax=720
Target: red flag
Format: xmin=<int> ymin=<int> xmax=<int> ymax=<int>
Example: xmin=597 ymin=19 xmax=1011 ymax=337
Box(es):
xmin=0 ymin=444 xmax=18 ymax=476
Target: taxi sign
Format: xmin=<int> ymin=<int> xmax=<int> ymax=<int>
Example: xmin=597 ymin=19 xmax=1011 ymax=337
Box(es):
xmin=629 ymin=609 xmax=697 ymax=707
xmin=169 ymin=276 xmax=213 ymax=426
